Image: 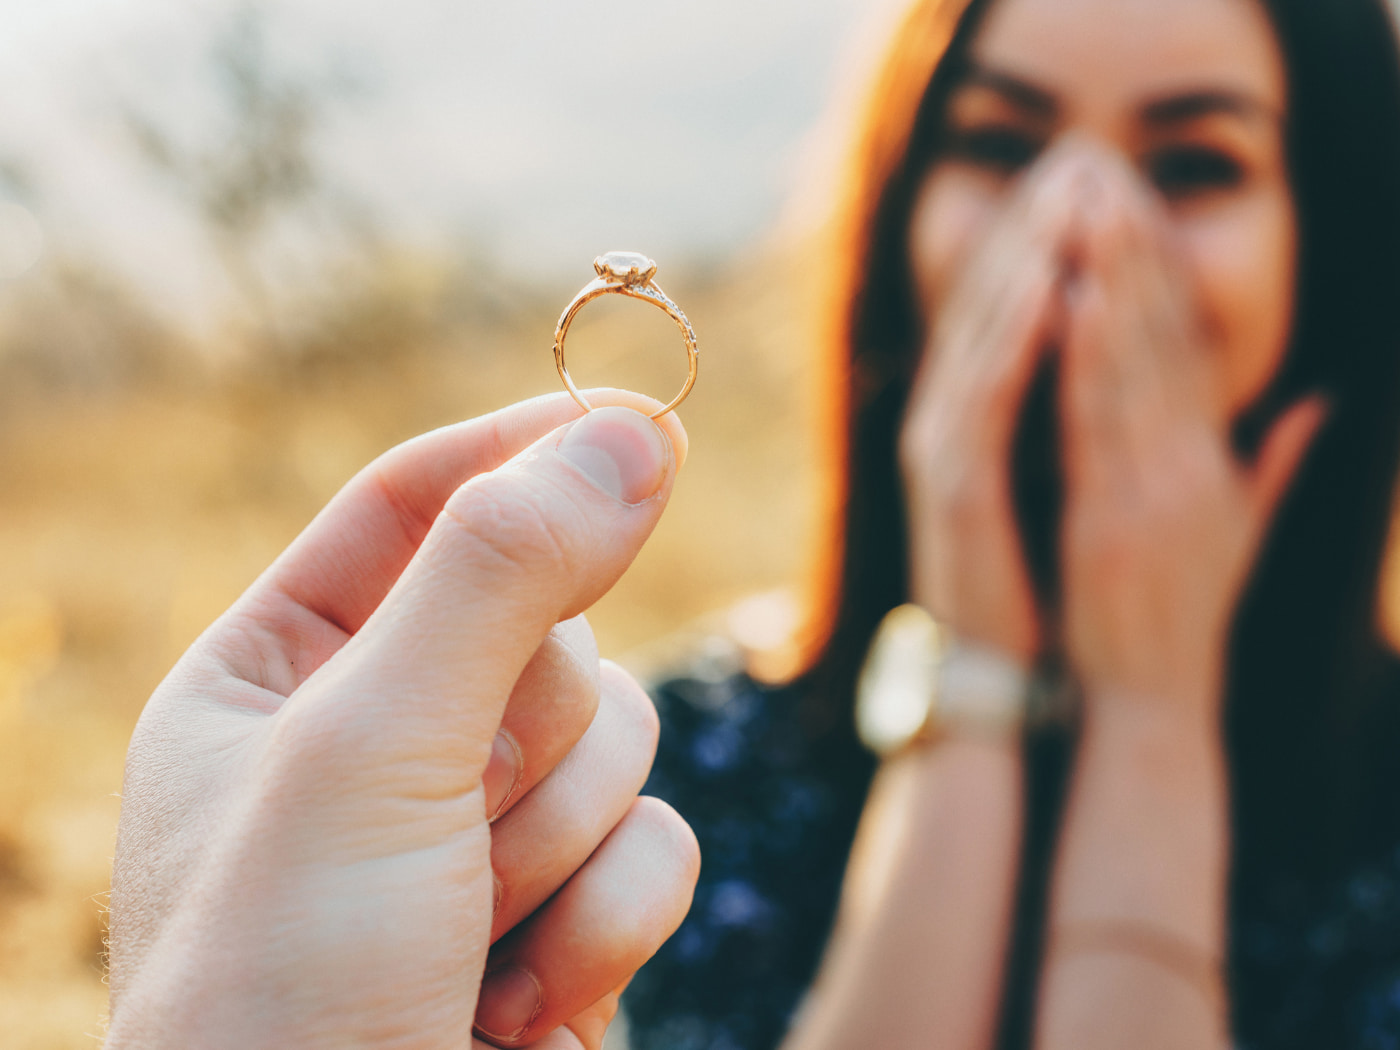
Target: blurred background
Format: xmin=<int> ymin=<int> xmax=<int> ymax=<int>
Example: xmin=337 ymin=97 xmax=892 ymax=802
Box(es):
xmin=0 ymin=0 xmax=913 ymax=1044
xmin=13 ymin=2 xmax=1400 ymax=1047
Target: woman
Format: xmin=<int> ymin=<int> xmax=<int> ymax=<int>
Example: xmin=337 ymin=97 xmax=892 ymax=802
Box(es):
xmin=624 ymin=0 xmax=1400 ymax=1047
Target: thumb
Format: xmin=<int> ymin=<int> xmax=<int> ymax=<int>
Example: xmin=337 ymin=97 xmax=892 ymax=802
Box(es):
xmin=1249 ymin=395 xmax=1327 ymax=531
xmin=289 ymin=405 xmax=679 ymax=783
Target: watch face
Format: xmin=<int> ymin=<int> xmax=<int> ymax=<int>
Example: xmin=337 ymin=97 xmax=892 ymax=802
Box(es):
xmin=855 ymin=604 xmax=942 ymax=755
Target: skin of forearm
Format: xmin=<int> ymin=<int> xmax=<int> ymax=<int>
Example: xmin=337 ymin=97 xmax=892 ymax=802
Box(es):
xmin=784 ymin=736 xmax=1024 ymax=1050
xmin=1035 ymin=698 xmax=1231 ymax=1050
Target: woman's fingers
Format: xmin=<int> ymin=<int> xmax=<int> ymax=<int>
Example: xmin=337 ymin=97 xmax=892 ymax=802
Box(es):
xmin=490 ymin=660 xmax=658 ymax=941
xmin=215 ymin=389 xmax=687 ymax=699
xmin=904 ymin=151 xmax=1087 ymax=493
xmin=1062 ymin=271 xmax=1126 ymax=498
xmin=483 ymin=616 xmax=601 ymax=823
xmin=899 ymin=147 xmax=1101 ymax=661
xmin=922 ymin=145 xmax=1089 ymax=417
xmin=474 ymin=797 xmax=700 ymax=1048
xmin=1061 ymin=157 xmax=1207 ymax=494
xmin=1248 ymin=396 xmax=1327 ymax=528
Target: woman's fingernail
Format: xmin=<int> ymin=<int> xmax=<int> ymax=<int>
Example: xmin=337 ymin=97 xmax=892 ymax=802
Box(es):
xmin=483 ymin=730 xmax=522 ymax=822
xmin=475 ymin=967 xmax=544 ymax=1043
xmin=557 ymin=406 xmax=670 ymax=505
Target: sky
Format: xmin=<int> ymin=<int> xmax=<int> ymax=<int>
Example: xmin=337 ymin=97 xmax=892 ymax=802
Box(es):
xmin=0 ymin=0 xmax=907 ymax=315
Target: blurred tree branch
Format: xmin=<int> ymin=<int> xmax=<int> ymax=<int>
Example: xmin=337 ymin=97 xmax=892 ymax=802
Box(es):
xmin=124 ymin=4 xmax=321 ymax=351
xmin=112 ymin=2 xmax=531 ymax=383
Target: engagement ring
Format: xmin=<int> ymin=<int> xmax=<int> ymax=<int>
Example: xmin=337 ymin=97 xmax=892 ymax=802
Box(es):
xmin=554 ymin=251 xmax=699 ymax=419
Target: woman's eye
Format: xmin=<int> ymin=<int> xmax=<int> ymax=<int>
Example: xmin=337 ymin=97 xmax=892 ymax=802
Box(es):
xmin=1146 ymin=146 xmax=1244 ymax=198
xmin=947 ymin=126 xmax=1042 ymax=175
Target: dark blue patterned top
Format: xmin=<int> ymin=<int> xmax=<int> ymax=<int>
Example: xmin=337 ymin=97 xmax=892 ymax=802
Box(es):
xmin=624 ymin=668 xmax=1400 ymax=1050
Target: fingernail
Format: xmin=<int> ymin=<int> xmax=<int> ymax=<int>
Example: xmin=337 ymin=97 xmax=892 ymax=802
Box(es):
xmin=475 ymin=967 xmax=544 ymax=1043
xmin=483 ymin=729 xmax=522 ymax=822
xmin=557 ymin=406 xmax=670 ymax=505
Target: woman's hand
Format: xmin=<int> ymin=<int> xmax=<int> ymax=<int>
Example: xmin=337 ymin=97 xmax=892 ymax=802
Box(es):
xmin=1059 ymin=159 xmax=1323 ymax=723
xmin=104 ymin=393 xmax=700 ymax=1050
xmin=901 ymin=144 xmax=1091 ymax=661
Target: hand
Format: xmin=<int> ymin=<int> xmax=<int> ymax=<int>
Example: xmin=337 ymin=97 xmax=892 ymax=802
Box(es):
xmin=105 ymin=393 xmax=701 ymax=1050
xmin=1059 ymin=160 xmax=1323 ymax=722
xmin=900 ymin=143 xmax=1092 ymax=660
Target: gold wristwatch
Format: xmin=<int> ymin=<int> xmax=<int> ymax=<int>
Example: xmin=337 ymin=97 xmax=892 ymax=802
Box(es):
xmin=855 ymin=603 xmax=1032 ymax=758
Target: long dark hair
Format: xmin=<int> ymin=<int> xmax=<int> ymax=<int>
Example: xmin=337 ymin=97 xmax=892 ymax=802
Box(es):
xmin=796 ymin=0 xmax=1400 ymax=1041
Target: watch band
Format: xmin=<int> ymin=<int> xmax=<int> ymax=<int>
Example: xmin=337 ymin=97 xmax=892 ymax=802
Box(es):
xmin=936 ymin=639 xmax=1031 ymax=738
xmin=855 ymin=604 xmax=1045 ymax=757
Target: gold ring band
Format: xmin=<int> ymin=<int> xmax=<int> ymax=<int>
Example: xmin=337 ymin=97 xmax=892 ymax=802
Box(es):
xmin=554 ymin=251 xmax=699 ymax=420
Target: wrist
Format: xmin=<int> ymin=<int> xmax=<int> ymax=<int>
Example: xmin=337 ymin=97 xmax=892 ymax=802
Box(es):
xmin=1080 ymin=695 xmax=1225 ymax=795
xmin=1081 ymin=679 xmax=1221 ymax=743
xmin=1053 ymin=691 xmax=1230 ymax=958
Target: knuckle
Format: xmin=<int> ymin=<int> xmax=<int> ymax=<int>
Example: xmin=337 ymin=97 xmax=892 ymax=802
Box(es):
xmin=438 ymin=471 xmax=580 ymax=582
xmin=265 ymin=695 xmax=369 ymax=785
xmin=364 ymin=460 xmax=438 ymax=555
xmin=529 ymin=625 xmax=603 ymax=717
xmin=552 ymin=614 xmax=599 ymax=668
xmin=556 ymin=654 xmax=603 ymax=726
xmin=272 ymin=685 xmax=458 ymax=792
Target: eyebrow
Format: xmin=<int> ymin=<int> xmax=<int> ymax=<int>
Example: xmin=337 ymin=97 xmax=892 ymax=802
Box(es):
xmin=958 ymin=67 xmax=1058 ymax=120
xmin=956 ymin=63 xmax=1280 ymax=127
xmin=1140 ymin=90 xmax=1280 ymax=127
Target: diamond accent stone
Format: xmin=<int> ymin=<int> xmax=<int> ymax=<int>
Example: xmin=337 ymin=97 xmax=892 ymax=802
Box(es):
xmin=594 ymin=251 xmax=658 ymax=286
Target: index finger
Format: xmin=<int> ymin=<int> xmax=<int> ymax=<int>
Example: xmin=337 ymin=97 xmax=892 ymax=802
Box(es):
xmin=218 ymin=389 xmax=687 ymax=693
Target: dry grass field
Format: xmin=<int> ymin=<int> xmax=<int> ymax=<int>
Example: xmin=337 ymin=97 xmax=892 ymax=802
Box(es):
xmin=0 ymin=248 xmax=827 ymax=1047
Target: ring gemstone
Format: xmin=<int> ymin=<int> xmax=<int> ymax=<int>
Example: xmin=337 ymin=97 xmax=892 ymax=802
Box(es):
xmin=594 ymin=251 xmax=658 ymax=286
xmin=557 ymin=250 xmax=698 ymax=419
